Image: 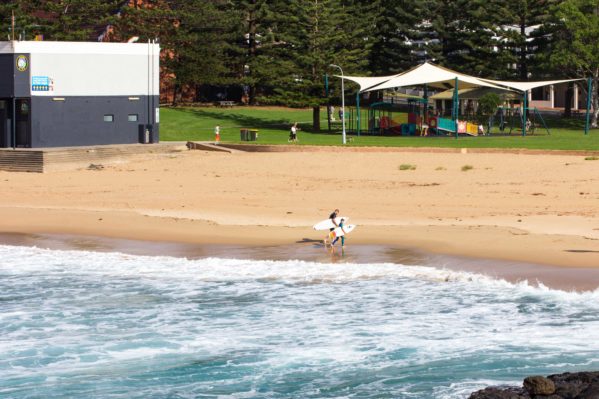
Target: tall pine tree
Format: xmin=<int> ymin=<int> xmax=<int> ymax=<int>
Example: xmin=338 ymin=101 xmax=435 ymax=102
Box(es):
xmin=547 ymin=0 xmax=599 ymax=127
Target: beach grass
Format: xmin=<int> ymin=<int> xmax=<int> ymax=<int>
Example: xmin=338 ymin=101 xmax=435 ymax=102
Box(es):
xmin=399 ymin=164 xmax=417 ymax=170
xmin=160 ymin=106 xmax=599 ymax=151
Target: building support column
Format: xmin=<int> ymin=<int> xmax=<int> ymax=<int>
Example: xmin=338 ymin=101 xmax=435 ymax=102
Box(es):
xmin=574 ymin=84 xmax=579 ymax=110
xmin=550 ymin=85 xmax=555 ymax=109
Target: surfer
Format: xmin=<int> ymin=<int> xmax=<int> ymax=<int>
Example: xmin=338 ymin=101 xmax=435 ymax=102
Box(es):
xmin=324 ymin=209 xmax=340 ymax=246
xmin=331 ymin=218 xmax=347 ymax=248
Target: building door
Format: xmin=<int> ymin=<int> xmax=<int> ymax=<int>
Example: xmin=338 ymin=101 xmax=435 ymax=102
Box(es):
xmin=0 ymin=99 xmax=8 ymax=148
xmin=15 ymin=99 xmax=31 ymax=148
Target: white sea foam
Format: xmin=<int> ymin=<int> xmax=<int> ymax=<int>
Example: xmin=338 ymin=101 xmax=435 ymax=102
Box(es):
xmin=0 ymin=244 xmax=597 ymax=296
xmin=2 ymin=244 xmax=599 ymax=398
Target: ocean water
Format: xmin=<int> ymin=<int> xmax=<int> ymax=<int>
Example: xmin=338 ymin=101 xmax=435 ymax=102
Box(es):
xmin=1 ymin=245 xmax=599 ymax=399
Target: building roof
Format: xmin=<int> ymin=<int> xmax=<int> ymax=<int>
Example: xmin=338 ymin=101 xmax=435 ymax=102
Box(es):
xmin=0 ymin=40 xmax=159 ymax=55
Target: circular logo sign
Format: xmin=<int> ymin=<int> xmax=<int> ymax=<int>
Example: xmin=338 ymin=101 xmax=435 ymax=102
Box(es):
xmin=16 ymin=55 xmax=28 ymax=72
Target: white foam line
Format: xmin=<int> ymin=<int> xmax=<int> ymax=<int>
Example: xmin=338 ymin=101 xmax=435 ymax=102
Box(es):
xmin=1 ymin=245 xmax=599 ymax=300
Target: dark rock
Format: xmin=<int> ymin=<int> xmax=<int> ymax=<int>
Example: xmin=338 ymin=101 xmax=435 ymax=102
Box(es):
xmin=524 ymin=376 xmax=556 ymax=395
xmin=468 ymin=386 xmax=530 ymax=399
xmin=469 ymin=371 xmax=599 ymax=399
xmin=550 ymin=372 xmax=599 ymax=398
xmin=554 ymin=382 xmax=585 ymax=398
xmin=578 ymin=382 xmax=599 ymax=399
xmin=549 ymin=372 xmax=599 ymax=385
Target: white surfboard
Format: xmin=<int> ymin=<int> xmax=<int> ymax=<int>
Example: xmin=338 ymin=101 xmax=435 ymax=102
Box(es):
xmin=313 ymin=216 xmax=350 ymax=231
xmin=328 ymin=224 xmax=356 ymax=239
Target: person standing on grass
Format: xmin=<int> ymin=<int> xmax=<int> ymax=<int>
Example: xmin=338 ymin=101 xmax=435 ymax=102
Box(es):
xmin=214 ymin=125 xmax=221 ymax=144
xmin=289 ymin=122 xmax=299 ymax=142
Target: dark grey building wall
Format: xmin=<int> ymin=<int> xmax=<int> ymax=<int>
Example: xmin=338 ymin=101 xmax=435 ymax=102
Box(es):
xmin=30 ymin=95 xmax=160 ymax=147
xmin=13 ymin=53 xmax=30 ymax=97
xmin=0 ymin=55 xmax=14 ymax=97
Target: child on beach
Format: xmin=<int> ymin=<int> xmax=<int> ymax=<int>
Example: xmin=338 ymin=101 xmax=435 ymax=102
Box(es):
xmin=324 ymin=209 xmax=339 ymax=245
xmin=331 ymin=218 xmax=347 ymax=248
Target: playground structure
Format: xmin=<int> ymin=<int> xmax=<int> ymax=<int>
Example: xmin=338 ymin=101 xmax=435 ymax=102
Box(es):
xmin=494 ymin=106 xmax=551 ymax=135
xmin=331 ymin=61 xmax=592 ymax=139
xmin=343 ymin=98 xmax=484 ymax=137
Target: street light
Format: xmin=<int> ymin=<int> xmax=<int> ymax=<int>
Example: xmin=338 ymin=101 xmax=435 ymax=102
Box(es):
xmin=329 ymin=64 xmax=346 ymax=144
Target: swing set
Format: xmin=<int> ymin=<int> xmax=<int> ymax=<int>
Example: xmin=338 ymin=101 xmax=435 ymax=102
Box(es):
xmin=495 ymin=106 xmax=551 ymax=135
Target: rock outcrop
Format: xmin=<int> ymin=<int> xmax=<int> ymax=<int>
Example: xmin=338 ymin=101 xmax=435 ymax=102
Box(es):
xmin=468 ymin=371 xmax=599 ymax=399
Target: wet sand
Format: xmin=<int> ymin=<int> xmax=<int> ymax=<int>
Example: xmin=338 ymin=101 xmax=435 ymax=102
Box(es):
xmin=2 ymin=232 xmax=598 ymax=292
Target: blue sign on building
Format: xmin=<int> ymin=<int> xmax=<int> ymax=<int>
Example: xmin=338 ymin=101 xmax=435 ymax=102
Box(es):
xmin=32 ymin=76 xmax=50 ymax=91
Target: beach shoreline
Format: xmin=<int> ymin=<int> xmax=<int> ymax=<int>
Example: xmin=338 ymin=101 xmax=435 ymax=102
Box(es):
xmin=0 ymin=205 xmax=597 ymax=268
xmin=1 ymin=219 xmax=598 ymax=291
xmin=1 ymin=148 xmax=597 ymax=284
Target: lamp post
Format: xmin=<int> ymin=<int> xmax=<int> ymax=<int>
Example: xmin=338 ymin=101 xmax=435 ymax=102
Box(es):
xmin=329 ymin=64 xmax=346 ymax=144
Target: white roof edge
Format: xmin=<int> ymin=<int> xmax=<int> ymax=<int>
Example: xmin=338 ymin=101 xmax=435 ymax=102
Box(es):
xmin=0 ymin=40 xmax=160 ymax=55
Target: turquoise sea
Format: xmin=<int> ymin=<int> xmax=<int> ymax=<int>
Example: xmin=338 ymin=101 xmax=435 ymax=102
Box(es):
xmin=2 ymin=244 xmax=599 ymax=398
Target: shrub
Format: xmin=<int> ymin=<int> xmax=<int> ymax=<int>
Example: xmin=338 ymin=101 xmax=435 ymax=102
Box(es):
xmin=399 ymin=164 xmax=417 ymax=170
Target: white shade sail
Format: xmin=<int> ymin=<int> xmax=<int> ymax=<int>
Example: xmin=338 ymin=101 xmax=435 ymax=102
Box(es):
xmin=337 ymin=62 xmax=584 ymax=95
xmin=479 ymin=78 xmax=584 ymax=92
xmin=339 ymin=74 xmax=400 ymax=92
xmin=363 ymin=62 xmax=506 ymax=92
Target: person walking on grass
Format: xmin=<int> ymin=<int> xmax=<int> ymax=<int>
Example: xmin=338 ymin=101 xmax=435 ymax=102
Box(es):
xmin=289 ymin=122 xmax=299 ymax=143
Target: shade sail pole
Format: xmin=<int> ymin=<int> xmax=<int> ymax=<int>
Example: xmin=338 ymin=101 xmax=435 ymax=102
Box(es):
xmin=453 ymin=77 xmax=459 ymax=139
xmin=522 ymin=90 xmax=528 ymax=136
xmin=585 ymin=77 xmax=592 ymax=135
xmin=356 ymin=91 xmax=361 ymax=136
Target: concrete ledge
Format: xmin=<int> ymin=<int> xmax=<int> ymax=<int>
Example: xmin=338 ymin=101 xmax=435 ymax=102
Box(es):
xmin=0 ymin=143 xmax=187 ymax=173
xmin=186 ymin=142 xmax=243 ymax=153
xmin=214 ymin=143 xmax=599 ymax=157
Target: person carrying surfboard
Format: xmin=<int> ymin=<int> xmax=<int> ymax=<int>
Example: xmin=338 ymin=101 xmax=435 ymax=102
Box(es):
xmin=331 ymin=218 xmax=347 ymax=248
xmin=324 ymin=209 xmax=340 ymax=245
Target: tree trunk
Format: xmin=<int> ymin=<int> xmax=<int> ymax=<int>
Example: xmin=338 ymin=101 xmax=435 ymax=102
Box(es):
xmin=172 ymin=83 xmax=180 ymax=106
xmin=519 ymin=16 xmax=528 ymax=81
xmin=313 ymin=106 xmax=320 ymax=131
xmin=247 ymin=2 xmax=257 ymax=105
xmin=327 ymin=102 xmax=331 ymax=132
xmin=565 ymin=83 xmax=573 ymax=118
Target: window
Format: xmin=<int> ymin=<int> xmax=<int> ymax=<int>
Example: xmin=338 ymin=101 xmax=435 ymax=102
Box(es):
xmin=128 ymin=114 xmax=138 ymax=122
xmin=103 ymin=114 xmax=114 ymax=122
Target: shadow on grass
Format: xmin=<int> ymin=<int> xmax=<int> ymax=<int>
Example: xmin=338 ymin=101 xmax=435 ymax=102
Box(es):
xmin=176 ymin=108 xmax=298 ymax=131
xmin=173 ymin=107 xmax=341 ymax=134
xmin=543 ymin=115 xmax=588 ymax=130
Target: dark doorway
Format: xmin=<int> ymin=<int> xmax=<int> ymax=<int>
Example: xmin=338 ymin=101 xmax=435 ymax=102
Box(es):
xmin=15 ymin=99 xmax=31 ymax=148
xmin=0 ymin=99 xmax=9 ymax=148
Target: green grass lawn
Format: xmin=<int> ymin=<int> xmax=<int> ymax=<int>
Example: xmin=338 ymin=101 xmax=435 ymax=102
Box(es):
xmin=160 ymin=106 xmax=599 ymax=151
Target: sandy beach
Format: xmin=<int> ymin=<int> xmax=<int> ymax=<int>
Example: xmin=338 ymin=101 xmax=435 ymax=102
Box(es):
xmin=0 ymin=147 xmax=598 ymax=275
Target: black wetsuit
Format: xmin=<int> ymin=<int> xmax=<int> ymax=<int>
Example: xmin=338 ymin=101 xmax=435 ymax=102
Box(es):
xmin=329 ymin=212 xmax=338 ymax=231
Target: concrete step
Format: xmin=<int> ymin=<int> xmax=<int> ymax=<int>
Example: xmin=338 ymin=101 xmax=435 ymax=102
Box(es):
xmin=186 ymin=142 xmax=246 ymax=154
xmin=0 ymin=143 xmax=187 ymax=173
